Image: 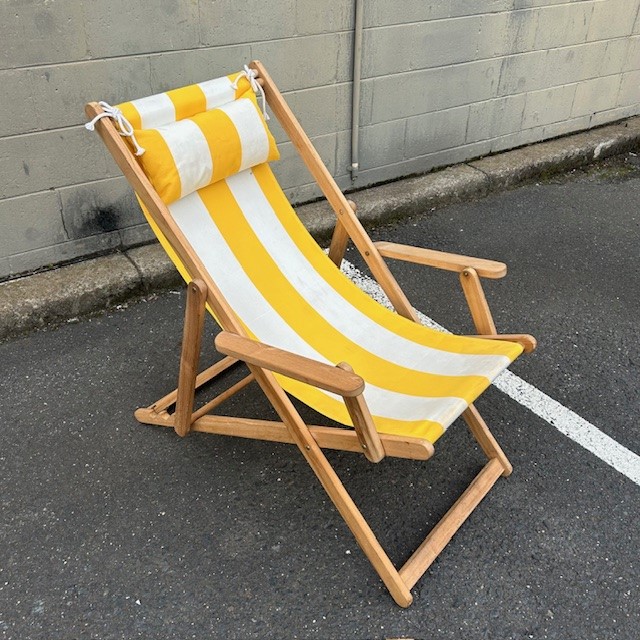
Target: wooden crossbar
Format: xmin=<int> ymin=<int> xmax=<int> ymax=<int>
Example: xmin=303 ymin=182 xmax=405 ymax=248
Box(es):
xmin=399 ymin=458 xmax=503 ymax=589
xmin=135 ymin=409 xmax=434 ymax=461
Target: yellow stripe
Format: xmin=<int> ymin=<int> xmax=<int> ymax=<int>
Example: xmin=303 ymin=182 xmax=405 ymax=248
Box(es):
xmin=253 ymin=164 xmax=522 ymax=361
xmin=118 ymin=102 xmax=142 ymax=130
xmin=134 ymin=129 xmax=182 ymax=204
xmin=191 ymin=108 xmax=242 ymax=183
xmin=166 ymin=84 xmax=207 ymax=122
xmin=199 ymin=180 xmax=493 ymax=402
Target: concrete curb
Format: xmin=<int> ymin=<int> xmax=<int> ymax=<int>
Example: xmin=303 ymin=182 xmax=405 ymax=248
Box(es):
xmin=2 ymin=117 xmax=639 ymax=342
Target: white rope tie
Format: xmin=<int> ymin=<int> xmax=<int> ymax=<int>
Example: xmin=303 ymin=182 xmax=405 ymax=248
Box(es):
xmin=232 ymin=65 xmax=269 ymax=120
xmin=85 ymin=101 xmax=145 ymax=156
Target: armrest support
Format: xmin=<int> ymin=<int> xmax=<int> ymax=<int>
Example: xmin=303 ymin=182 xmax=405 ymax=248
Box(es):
xmin=215 ymin=332 xmax=365 ymax=397
xmin=374 ymin=241 xmax=507 ymax=279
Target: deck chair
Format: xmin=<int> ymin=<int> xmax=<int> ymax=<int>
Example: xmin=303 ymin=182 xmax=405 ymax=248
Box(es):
xmin=85 ymin=60 xmax=536 ymax=607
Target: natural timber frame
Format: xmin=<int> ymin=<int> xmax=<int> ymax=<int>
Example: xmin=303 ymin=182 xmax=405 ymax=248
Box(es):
xmin=86 ymin=60 xmax=535 ymax=607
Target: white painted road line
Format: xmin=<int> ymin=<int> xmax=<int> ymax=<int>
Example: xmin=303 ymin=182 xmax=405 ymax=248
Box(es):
xmin=341 ymin=260 xmax=640 ymax=487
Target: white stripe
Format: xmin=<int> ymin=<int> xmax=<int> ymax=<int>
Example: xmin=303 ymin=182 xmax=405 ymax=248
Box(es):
xmin=219 ymin=100 xmax=270 ymax=170
xmin=344 ymin=260 xmax=640 ymax=486
xmin=493 ymin=372 xmax=640 ymax=485
xmin=167 ymin=188 xmax=464 ymax=426
xmin=198 ymin=77 xmax=237 ymax=110
xmin=131 ymin=92 xmax=176 ymax=129
xmin=224 ymin=169 xmax=513 ymax=379
xmin=157 ymin=120 xmax=213 ymax=198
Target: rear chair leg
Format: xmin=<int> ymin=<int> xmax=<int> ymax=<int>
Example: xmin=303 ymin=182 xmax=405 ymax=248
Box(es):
xmin=327 ymin=200 xmax=356 ymax=267
xmin=174 ymin=279 xmax=208 ymax=437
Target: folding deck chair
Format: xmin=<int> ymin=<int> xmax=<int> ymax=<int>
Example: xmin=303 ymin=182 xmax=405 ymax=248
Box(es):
xmin=85 ymin=61 xmax=536 ymax=607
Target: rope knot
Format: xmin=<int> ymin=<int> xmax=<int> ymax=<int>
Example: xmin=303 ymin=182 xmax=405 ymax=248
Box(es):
xmin=232 ymin=65 xmax=269 ymax=121
xmin=85 ymin=101 xmax=145 ymax=156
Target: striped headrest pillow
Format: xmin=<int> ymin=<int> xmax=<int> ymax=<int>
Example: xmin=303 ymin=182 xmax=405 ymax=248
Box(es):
xmin=115 ymin=72 xmax=279 ymax=204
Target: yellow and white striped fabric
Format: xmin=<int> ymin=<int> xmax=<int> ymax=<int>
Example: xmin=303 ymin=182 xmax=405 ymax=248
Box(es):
xmin=124 ymin=73 xmax=523 ymax=444
xmin=116 ymin=73 xmax=278 ymax=204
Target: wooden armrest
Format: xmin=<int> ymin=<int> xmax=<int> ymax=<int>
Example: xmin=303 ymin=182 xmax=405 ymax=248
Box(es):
xmin=215 ymin=332 xmax=365 ymax=397
xmin=463 ymin=333 xmax=537 ymax=353
xmin=374 ymin=241 xmax=507 ymax=279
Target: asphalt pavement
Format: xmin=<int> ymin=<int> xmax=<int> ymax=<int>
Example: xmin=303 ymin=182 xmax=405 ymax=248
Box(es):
xmin=1 ymin=157 xmax=639 ymax=639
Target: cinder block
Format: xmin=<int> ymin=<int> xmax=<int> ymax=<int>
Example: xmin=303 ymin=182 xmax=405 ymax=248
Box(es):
xmin=623 ymin=36 xmax=640 ymax=72
xmin=251 ymin=33 xmax=352 ymax=92
xmin=467 ymin=94 xmax=526 ymax=143
xmin=362 ymin=17 xmax=481 ymax=78
xmin=405 ymin=106 xmax=469 ymax=157
xmin=533 ymin=2 xmax=592 ymax=50
xmin=359 ymin=119 xmax=407 ymax=167
xmin=7 ymin=232 xmax=122 ymax=277
xmin=294 ymin=0 xmax=353 ymax=35
xmin=485 ymin=126 xmax=547 ymax=155
xmin=572 ymin=75 xmax=622 ymax=118
xmin=503 ymin=40 xmax=610 ymax=94
xmin=0 ymin=127 xmax=115 ymax=200
xmin=0 ymin=191 xmax=66 ymax=258
xmin=284 ymin=83 xmax=352 ymax=138
xmin=590 ymin=105 xmax=640 ymax=128
xmin=0 ymin=257 xmax=11 ymax=281
xmin=149 ymin=46 xmax=252 ymax=94
xmin=599 ymin=38 xmax=632 ymax=76
xmin=0 ymin=70 xmax=39 ymax=137
xmin=199 ymin=0 xmax=296 ymax=47
xmin=350 ymin=139 xmax=493 ymax=190
xmin=283 ymin=182 xmax=325 ymax=206
xmin=618 ymin=70 xmax=640 ymax=107
xmin=271 ymin=133 xmax=337 ymax=190
xmin=497 ymin=49 xmax=550 ymax=96
xmin=364 ymin=2 xmax=450 ymax=28
xmin=119 ymin=224 xmax=156 ymax=249
xmin=370 ymin=60 xmax=502 ymax=124
xmin=522 ymin=84 xmax=577 ymax=129
xmin=0 ymin=0 xmax=87 ymax=69
xmin=588 ymin=0 xmax=637 ymax=40
xmin=31 ymin=57 xmax=152 ymax=131
xmin=59 ymin=177 xmax=142 ymax=241
xmin=449 ymin=0 xmax=512 ymax=17
xmin=84 ymin=0 xmax=199 ymax=58
xmin=541 ymin=115 xmax=592 ymax=140
xmin=476 ymin=9 xmax=539 ymax=59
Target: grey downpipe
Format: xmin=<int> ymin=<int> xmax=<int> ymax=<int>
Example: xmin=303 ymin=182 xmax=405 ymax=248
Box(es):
xmin=350 ymin=0 xmax=363 ymax=181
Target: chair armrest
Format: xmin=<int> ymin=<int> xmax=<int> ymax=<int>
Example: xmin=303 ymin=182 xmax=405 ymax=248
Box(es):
xmin=463 ymin=333 xmax=537 ymax=353
xmin=374 ymin=241 xmax=507 ymax=279
xmin=215 ymin=332 xmax=365 ymax=397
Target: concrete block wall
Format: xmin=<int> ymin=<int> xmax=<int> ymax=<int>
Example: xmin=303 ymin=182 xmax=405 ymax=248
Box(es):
xmin=1 ymin=0 xmax=639 ymax=280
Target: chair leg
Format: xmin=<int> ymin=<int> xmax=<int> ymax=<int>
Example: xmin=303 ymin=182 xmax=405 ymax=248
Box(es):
xmin=174 ymin=279 xmax=208 ymax=437
xmin=327 ymin=218 xmax=349 ymax=267
xmin=462 ymin=403 xmax=513 ymax=477
xmin=248 ymin=365 xmax=414 ymax=607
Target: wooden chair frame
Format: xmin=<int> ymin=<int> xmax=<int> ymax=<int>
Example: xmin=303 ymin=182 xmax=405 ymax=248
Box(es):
xmin=86 ymin=60 xmax=536 ymax=607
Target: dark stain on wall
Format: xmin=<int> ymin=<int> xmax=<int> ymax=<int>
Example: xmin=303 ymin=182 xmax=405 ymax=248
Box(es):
xmin=61 ymin=184 xmax=142 ymax=240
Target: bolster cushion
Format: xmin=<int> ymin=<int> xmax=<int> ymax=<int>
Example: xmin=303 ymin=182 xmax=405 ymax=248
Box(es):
xmin=132 ymin=92 xmax=279 ymax=204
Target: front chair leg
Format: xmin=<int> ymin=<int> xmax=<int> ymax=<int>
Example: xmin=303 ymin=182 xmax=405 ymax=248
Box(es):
xmin=462 ymin=404 xmax=512 ymax=477
xmin=174 ymin=279 xmax=208 ymax=437
xmin=459 ymin=267 xmax=497 ymax=335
